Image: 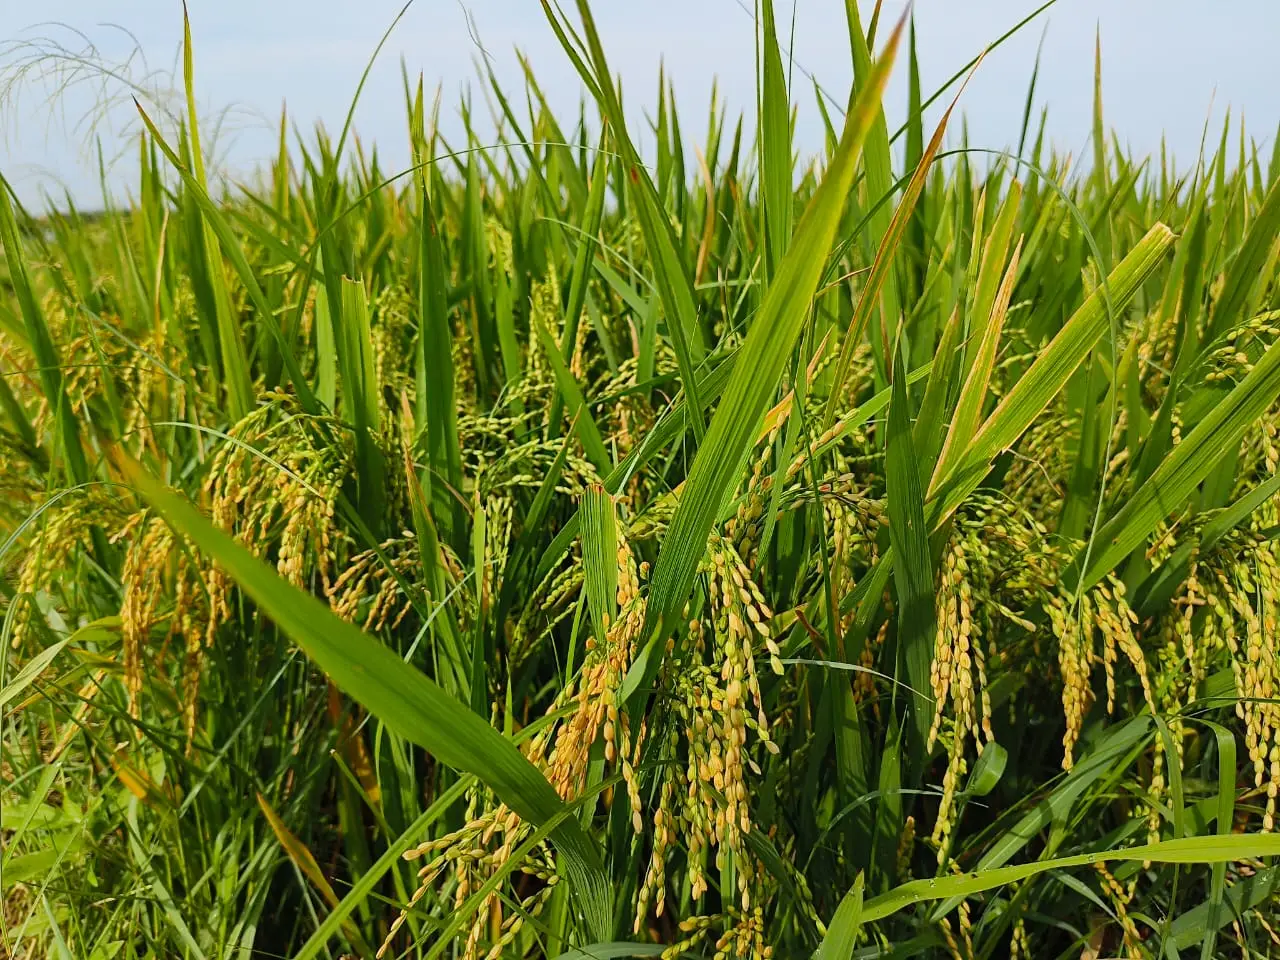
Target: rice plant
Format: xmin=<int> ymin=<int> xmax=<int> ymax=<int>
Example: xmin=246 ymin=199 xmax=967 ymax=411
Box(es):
xmin=4 ymin=2 xmax=1280 ymax=957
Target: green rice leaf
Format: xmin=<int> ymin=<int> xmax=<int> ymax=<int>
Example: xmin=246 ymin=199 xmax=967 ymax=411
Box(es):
xmin=643 ymin=14 xmax=904 ymax=647
xmin=885 ymin=340 xmax=934 ymax=748
xmin=823 ymin=53 xmax=962 ymax=428
xmin=182 ymin=6 xmax=254 ymax=420
xmin=1196 ymin=720 xmax=1237 ymax=959
xmin=1078 ymin=323 xmax=1280 ymax=589
xmin=867 ymin=833 xmax=1280 ymax=925
xmin=929 ymin=222 xmax=1174 ymax=528
xmin=758 ymin=0 xmax=793 ymax=281
xmin=0 ymin=176 xmax=90 ymax=485
xmin=816 ymin=873 xmax=865 ymax=960
xmin=1207 ymin=173 xmax=1280 ymax=337
xmin=534 ymin=316 xmax=612 ymax=475
xmin=291 ymin=778 xmax=472 ymax=960
xmin=580 ymin=484 xmax=618 ymax=647
xmin=543 ymin=0 xmax=708 ymax=440
xmin=133 ymin=101 xmax=316 ymax=413
xmin=0 ymin=638 xmax=71 ymax=710
xmin=930 ymin=235 xmax=1021 ymax=493
xmin=122 ymin=460 xmax=613 ymax=941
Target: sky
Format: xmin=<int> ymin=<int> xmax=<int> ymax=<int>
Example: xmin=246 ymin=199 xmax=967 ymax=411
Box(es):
xmin=0 ymin=0 xmax=1275 ymax=208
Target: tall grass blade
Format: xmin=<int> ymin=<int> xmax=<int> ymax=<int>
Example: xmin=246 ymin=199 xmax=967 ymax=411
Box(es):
xmin=885 ymin=341 xmax=935 ymax=749
xmin=758 ymin=0 xmax=793 ymax=281
xmin=1078 ymin=327 xmax=1280 ymax=588
xmin=580 ymin=484 xmax=618 ymax=646
xmin=0 ymin=177 xmax=90 ymax=485
xmin=122 ymin=461 xmax=613 ymax=940
xmin=823 ymin=63 xmax=968 ymax=427
xmin=816 ymin=873 xmax=865 ymax=960
xmin=930 ymin=223 xmax=1174 ymax=526
xmin=541 ymin=1 xmax=708 ymax=441
xmin=883 ymin=833 xmax=1280 ymax=928
xmin=643 ymin=16 xmax=904 ymax=646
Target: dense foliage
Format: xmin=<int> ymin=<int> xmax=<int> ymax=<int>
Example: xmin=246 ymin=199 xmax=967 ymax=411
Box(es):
xmin=4 ymin=4 xmax=1280 ymax=958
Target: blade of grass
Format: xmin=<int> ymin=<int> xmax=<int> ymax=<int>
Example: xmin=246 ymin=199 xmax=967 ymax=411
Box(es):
xmin=843 ymin=0 xmax=898 ymax=384
xmin=120 ymin=459 xmax=613 ymax=941
xmin=758 ymin=0 xmax=793 ymax=281
xmin=865 ymin=833 xmax=1280 ymax=925
xmin=182 ymin=5 xmax=254 ymax=420
xmin=929 ymin=223 xmax=1174 ymax=529
xmin=291 ymin=776 xmax=471 ymax=960
xmin=1207 ymin=173 xmax=1280 ymax=338
xmin=580 ymin=484 xmax=618 ymax=647
xmin=133 ymin=101 xmax=317 ymax=414
xmin=542 ymin=0 xmax=708 ymax=441
xmin=1195 ymin=720 xmax=1237 ymax=960
xmin=0 ymin=176 xmax=91 ymax=486
xmin=885 ymin=340 xmax=935 ymax=750
xmin=823 ymin=58 xmax=972 ymax=428
xmin=534 ymin=316 xmax=612 ymax=475
xmin=641 ymin=14 xmax=904 ymax=653
xmin=816 ymin=873 xmax=865 ymax=960
xmin=929 ymin=238 xmax=1022 ymax=493
xmin=548 ymin=130 xmax=611 ymax=438
xmin=1077 ymin=326 xmax=1280 ymax=589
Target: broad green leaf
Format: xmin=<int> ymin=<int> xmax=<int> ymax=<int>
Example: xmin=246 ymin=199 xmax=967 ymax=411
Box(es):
xmin=815 ymin=873 xmax=865 ymax=960
xmin=0 ymin=638 xmax=71 ymax=710
xmin=929 ymin=223 xmax=1174 ymax=528
xmin=1170 ymin=868 xmax=1278 ymax=951
xmin=1079 ymin=324 xmax=1280 ymax=589
xmin=122 ymin=460 xmax=612 ymax=941
xmin=964 ymin=741 xmax=1008 ymax=798
xmin=0 ymin=175 xmax=90 ymax=485
xmin=643 ymin=15 xmax=904 ymax=648
xmin=866 ymin=832 xmax=1280 ymax=925
xmin=885 ymin=341 xmax=934 ymax=748
xmin=4 ymin=843 xmax=84 ymax=891
xmin=580 ymin=484 xmax=619 ymax=646
xmin=1207 ymin=172 xmax=1280 ymax=337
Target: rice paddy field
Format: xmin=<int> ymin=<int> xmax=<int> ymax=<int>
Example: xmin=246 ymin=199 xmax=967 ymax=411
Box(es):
xmin=5 ymin=2 xmax=1280 ymax=957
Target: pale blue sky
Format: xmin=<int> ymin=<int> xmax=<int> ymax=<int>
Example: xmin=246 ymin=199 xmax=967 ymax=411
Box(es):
xmin=0 ymin=1 xmax=1274 ymax=208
